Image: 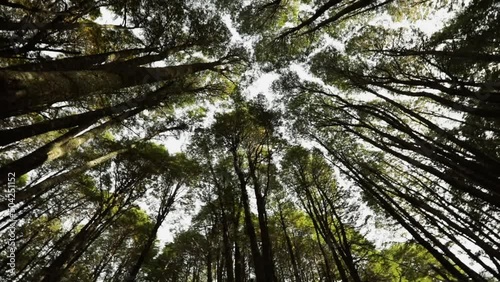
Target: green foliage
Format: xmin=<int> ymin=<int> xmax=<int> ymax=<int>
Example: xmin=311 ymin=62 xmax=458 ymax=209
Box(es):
xmin=1 ymin=0 xmax=499 ymax=281
xmin=364 ymin=242 xmax=452 ymax=282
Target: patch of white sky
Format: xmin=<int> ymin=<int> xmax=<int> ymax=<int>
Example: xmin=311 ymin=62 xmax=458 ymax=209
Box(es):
xmin=95 ymin=7 xmax=143 ymax=39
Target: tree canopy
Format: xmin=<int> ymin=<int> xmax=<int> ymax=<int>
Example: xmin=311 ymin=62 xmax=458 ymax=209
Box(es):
xmin=0 ymin=0 xmax=499 ymax=281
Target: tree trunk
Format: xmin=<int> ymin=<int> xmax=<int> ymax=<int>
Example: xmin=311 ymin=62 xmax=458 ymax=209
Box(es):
xmin=0 ymin=20 xmax=134 ymax=31
xmin=247 ymin=151 xmax=277 ymax=282
xmin=278 ymin=207 xmax=302 ymax=282
xmin=125 ymin=219 xmax=163 ymax=281
xmin=324 ymin=143 xmax=485 ymax=281
xmin=5 ymin=48 xmax=150 ymax=72
xmin=234 ymin=242 xmax=244 ymax=282
xmin=231 ymin=149 xmax=265 ymax=282
xmin=0 ymin=148 xmax=127 ymax=211
xmin=39 ymin=208 xmax=119 ymax=281
xmin=0 ymin=121 xmax=94 ymax=186
xmin=0 ymin=96 xmax=143 ymax=143
xmin=0 ymin=105 xmax=143 ymax=186
xmin=126 ymin=184 xmax=180 ymax=281
xmin=216 ymin=251 xmax=224 ymax=282
xmin=221 ymin=213 xmax=235 ymax=282
xmin=207 ymin=251 xmax=213 ymax=282
xmin=254 ymin=193 xmax=276 ymax=282
xmin=0 ymin=60 xmax=224 ymax=116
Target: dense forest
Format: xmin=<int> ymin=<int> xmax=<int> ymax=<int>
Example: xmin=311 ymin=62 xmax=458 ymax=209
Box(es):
xmin=0 ymin=0 xmax=499 ymax=281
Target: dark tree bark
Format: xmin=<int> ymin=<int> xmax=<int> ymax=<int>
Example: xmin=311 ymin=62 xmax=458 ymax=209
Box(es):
xmin=0 ymin=148 xmax=128 ymax=211
xmin=278 ymin=207 xmax=302 ymax=282
xmin=0 ymin=58 xmax=229 ymax=117
xmin=126 ymin=183 xmax=181 ymax=281
xmin=4 ymin=48 xmax=150 ymax=72
xmin=0 ymin=106 xmax=141 ymax=186
xmin=231 ymin=147 xmax=265 ymax=282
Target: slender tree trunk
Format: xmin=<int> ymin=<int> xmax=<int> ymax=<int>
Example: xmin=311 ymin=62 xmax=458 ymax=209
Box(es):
xmin=91 ymin=235 xmax=128 ymax=282
xmin=234 ymin=242 xmax=244 ymax=282
xmin=240 ymin=184 xmax=265 ymax=282
xmin=278 ymin=207 xmax=302 ymax=282
xmin=0 ymin=121 xmax=95 ymax=186
xmin=0 ymin=82 xmax=185 ymax=183
xmin=125 ymin=219 xmax=163 ymax=281
xmin=0 ymin=105 xmax=143 ymax=186
xmin=39 ymin=209 xmax=117 ymax=281
xmin=1 ymin=109 xmax=109 ymax=144
xmin=97 ymin=43 xmax=195 ymax=69
xmin=254 ymin=193 xmax=276 ymax=282
xmin=323 ymin=142 xmax=485 ymax=281
xmin=308 ymin=206 xmax=349 ymax=282
xmin=373 ymin=48 xmax=500 ymax=62
xmin=233 ymin=204 xmax=244 ymax=282
xmin=207 ymin=251 xmax=213 ymax=282
xmin=231 ymin=149 xmax=265 ymax=282
xmin=39 ymin=173 xmax=142 ymax=282
xmin=221 ymin=214 xmax=235 ymax=282
xmin=247 ymin=151 xmax=277 ymax=282
xmin=313 ymin=226 xmax=334 ymax=282
xmin=314 ymin=183 xmax=362 ymax=282
xmin=216 ymin=251 xmax=224 ymax=282
xmin=126 ymin=184 xmax=180 ymax=281
xmin=296 ymin=188 xmax=349 ymax=282
xmin=0 ymin=148 xmax=128 ymax=211
xmin=0 ymin=93 xmax=141 ymax=143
